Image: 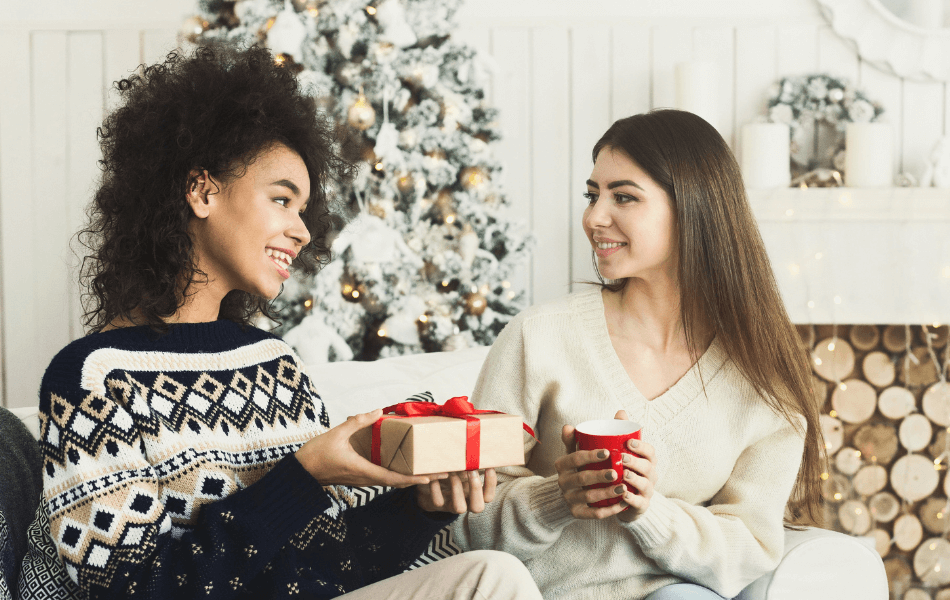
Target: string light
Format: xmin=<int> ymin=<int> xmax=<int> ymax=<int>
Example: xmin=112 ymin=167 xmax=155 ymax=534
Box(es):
xmin=828 ymin=341 xmax=836 ymax=351
xmin=834 ymin=295 xmax=842 ymax=304
xmin=419 ymin=315 xmax=429 ymax=323
xmin=807 ymin=301 xmax=816 ymax=309
xmin=445 ymin=214 xmax=456 ymax=224
xmin=821 ymin=472 xmax=830 ymax=480
xmin=501 ymin=281 xmax=511 ymax=288
xmin=839 ymin=383 xmax=848 ymax=391
xmin=274 ymin=54 xmax=286 ymax=66
xmin=303 ymin=299 xmax=313 ymax=308
xmin=352 ymin=290 xmax=360 ymax=299
xmin=374 ymin=161 xmax=384 ymax=171
xmin=785 ymin=209 xmax=795 ymax=217
xmin=377 ymin=327 xmax=386 ymax=337
xmin=365 ymin=5 xmax=377 ymax=15
xmin=829 ymin=410 xmax=838 ymax=418
xmin=815 ymin=252 xmax=823 ymax=260
xmin=814 ymin=356 xmax=823 ymax=366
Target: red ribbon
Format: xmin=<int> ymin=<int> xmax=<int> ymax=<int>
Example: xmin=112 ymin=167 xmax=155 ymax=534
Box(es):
xmin=370 ymin=396 xmax=537 ymax=472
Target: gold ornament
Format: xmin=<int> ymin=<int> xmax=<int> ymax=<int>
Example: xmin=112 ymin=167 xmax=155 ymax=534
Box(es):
xmin=347 ymin=90 xmax=376 ymax=131
xmin=396 ymin=173 xmax=415 ymax=194
xmin=459 ymin=166 xmax=488 ymax=190
xmin=179 ymin=16 xmax=209 ymax=44
xmin=464 ymin=292 xmax=487 ymax=316
xmin=425 ymin=148 xmax=447 ymax=160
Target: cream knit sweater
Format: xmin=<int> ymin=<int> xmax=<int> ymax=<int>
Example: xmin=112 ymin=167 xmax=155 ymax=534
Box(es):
xmin=451 ymin=288 xmax=805 ymax=600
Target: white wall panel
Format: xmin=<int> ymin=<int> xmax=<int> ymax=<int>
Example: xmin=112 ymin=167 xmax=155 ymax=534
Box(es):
xmin=777 ymin=24 xmax=818 ymax=76
xmin=693 ymin=26 xmax=736 ymax=147
xmin=569 ymin=26 xmax=612 ymax=291
xmin=734 ymin=26 xmax=777 ymax=170
xmin=30 ymin=32 xmax=71 ymax=409
xmin=530 ymin=28 xmax=571 ymax=303
xmin=650 ymin=26 xmax=693 ymax=110
xmin=104 ymin=30 xmax=142 ymax=113
xmin=902 ymin=80 xmax=945 ymax=182
xmin=490 ymin=28 xmax=531 ymax=299
xmin=859 ymin=61 xmax=903 ymax=178
xmin=817 ymin=25 xmax=859 ymax=82
xmin=0 ymin=30 xmax=33 ymax=408
xmin=610 ymin=25 xmax=651 ymax=123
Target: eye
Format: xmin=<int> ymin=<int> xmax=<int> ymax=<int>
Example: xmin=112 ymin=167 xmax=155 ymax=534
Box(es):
xmin=273 ymin=197 xmax=292 ymax=207
xmin=583 ymin=192 xmax=598 ymax=205
xmin=614 ymin=193 xmax=638 ymax=204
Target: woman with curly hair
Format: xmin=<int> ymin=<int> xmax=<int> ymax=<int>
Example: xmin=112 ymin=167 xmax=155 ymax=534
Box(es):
xmin=21 ymin=45 xmax=541 ymax=600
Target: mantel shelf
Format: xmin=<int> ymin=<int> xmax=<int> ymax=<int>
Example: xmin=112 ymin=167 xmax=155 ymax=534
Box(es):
xmin=746 ymin=187 xmax=950 ymax=325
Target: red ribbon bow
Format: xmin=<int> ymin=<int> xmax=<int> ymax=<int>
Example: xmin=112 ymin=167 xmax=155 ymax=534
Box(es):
xmin=371 ymin=396 xmax=537 ymax=472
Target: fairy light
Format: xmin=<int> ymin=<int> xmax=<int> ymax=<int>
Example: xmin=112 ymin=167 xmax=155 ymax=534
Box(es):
xmin=834 ymin=295 xmax=842 ymax=305
xmin=507 ymin=291 xmax=516 ymax=299
xmin=807 ymin=301 xmax=816 ymax=309
xmin=365 ymin=5 xmax=377 ymax=15
xmin=265 ymin=17 xmax=276 ymax=29
xmin=441 ymin=279 xmax=450 ymax=287
xmin=501 ymin=281 xmax=511 ymax=288
xmin=821 ymin=472 xmax=830 ymax=480
xmin=834 ymin=492 xmax=842 ymax=500
xmin=303 ymin=299 xmax=313 ymax=308
xmin=785 ymin=209 xmax=794 ymax=217
xmin=445 ymin=214 xmax=456 ymax=224
xmin=377 ymin=327 xmax=386 ymax=337
xmin=419 ymin=314 xmax=429 ymax=323
xmin=374 ymin=161 xmax=384 ymax=171
xmin=814 ymin=356 xmax=823 ymax=366
xmin=829 ymin=410 xmax=838 ymax=418
xmin=274 ymin=54 xmax=286 ymax=66
xmin=789 ymin=263 xmax=800 ymax=276
xmin=352 ymin=290 xmax=360 ymax=299
xmin=839 ymin=383 xmax=848 ymax=391
xmin=815 ymin=252 xmax=823 ymax=260
xmin=828 ymin=341 xmax=836 ymax=351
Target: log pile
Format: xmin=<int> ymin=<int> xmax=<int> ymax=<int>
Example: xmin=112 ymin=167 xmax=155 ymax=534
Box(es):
xmin=793 ymin=324 xmax=950 ymax=599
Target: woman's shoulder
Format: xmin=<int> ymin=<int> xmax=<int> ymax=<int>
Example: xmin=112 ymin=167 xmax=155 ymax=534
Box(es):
xmin=512 ymin=287 xmax=602 ymax=327
xmin=41 ymin=321 xmax=291 ymax=394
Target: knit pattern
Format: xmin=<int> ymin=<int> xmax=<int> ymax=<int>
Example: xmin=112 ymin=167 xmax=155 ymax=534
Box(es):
xmin=34 ymin=321 xmax=452 ymax=599
xmin=451 ymin=288 xmax=806 ymax=600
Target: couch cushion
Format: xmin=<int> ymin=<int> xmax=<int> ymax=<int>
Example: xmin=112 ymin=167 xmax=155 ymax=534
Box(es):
xmin=306 ymin=346 xmax=490 ymax=426
xmin=0 ymin=407 xmax=43 ymax=592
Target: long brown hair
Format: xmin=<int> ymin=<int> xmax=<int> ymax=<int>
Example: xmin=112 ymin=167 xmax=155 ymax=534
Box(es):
xmin=592 ymin=109 xmax=823 ymax=521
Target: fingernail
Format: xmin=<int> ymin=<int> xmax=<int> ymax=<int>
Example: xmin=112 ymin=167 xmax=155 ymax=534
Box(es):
xmin=614 ymin=485 xmax=624 ymax=494
xmin=630 ymin=440 xmax=640 ymax=449
xmin=597 ymin=450 xmax=609 ymax=459
xmin=622 ymin=455 xmax=633 ymax=465
xmin=605 ymin=470 xmax=616 ymax=481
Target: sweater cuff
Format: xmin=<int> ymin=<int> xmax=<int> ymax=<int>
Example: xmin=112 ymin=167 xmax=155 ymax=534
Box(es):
xmin=223 ymin=453 xmax=331 ymax=538
xmin=620 ymin=490 xmax=679 ymax=549
xmin=529 ymin=476 xmax=574 ymax=530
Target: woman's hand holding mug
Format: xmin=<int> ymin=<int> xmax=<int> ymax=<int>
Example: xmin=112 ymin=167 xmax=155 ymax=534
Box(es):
xmin=554 ymin=410 xmax=657 ymax=521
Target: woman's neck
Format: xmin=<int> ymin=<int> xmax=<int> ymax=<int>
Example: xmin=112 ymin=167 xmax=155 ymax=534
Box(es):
xmin=103 ymin=282 xmax=225 ymax=331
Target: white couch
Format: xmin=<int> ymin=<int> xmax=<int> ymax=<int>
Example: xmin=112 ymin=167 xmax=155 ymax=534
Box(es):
xmin=10 ymin=345 xmax=888 ymax=600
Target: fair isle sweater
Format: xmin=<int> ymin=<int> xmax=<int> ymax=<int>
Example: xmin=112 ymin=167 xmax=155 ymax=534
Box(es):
xmin=451 ymin=289 xmax=806 ymax=600
xmin=36 ymin=321 xmax=452 ymax=600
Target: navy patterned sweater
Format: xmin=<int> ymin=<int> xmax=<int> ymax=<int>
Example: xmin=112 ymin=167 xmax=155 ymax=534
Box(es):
xmin=34 ymin=321 xmax=453 ymax=599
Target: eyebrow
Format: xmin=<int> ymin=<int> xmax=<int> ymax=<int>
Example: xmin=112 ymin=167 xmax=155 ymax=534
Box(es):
xmin=270 ymin=179 xmax=301 ymax=197
xmin=586 ymin=179 xmax=646 ymax=191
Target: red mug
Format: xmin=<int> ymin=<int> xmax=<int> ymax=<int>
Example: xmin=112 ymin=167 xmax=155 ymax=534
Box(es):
xmin=575 ymin=419 xmax=642 ymax=508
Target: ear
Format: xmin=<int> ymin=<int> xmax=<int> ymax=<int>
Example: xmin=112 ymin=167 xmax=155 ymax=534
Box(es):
xmin=185 ymin=169 xmax=216 ymax=219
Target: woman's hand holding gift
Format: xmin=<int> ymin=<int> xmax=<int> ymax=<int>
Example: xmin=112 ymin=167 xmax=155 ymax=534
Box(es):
xmin=555 ymin=410 xmax=657 ymax=521
xmin=296 ymin=409 xmax=446 ymax=488
xmin=415 ymin=468 xmax=498 ymax=514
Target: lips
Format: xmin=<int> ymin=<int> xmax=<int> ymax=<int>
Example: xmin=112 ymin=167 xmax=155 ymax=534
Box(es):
xmin=266 ymin=247 xmax=294 ymax=278
xmin=593 ymin=239 xmax=627 ymax=258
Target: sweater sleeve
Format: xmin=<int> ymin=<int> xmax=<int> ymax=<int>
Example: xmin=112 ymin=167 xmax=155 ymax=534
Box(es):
xmin=39 ymin=380 xmax=330 ymax=600
xmin=344 ymin=488 xmax=457 ymax=583
xmin=621 ymin=416 xmax=806 ymax=598
xmin=450 ymin=318 xmax=574 ymax=560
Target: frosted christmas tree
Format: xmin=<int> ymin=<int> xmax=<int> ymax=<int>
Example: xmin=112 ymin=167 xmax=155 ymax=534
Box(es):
xmin=191 ymin=0 xmax=531 ymax=361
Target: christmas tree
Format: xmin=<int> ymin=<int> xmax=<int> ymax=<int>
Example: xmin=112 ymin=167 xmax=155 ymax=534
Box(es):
xmin=191 ymin=0 xmax=531 ymax=362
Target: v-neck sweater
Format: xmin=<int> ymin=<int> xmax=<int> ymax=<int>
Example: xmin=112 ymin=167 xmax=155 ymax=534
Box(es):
xmin=451 ymin=288 xmax=805 ymax=600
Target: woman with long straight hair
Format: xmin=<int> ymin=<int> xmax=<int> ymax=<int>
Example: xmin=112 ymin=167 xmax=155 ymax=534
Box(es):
xmin=447 ymin=109 xmax=822 ymax=600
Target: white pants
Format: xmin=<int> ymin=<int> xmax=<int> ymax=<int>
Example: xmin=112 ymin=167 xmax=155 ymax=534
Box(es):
xmin=337 ymin=550 xmax=542 ymax=600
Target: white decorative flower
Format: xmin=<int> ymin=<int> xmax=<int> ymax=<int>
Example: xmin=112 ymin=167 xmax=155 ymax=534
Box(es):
xmin=848 ymin=99 xmax=875 ymax=122
xmin=807 ymin=77 xmax=828 ymax=100
xmin=769 ymin=104 xmax=794 ymax=124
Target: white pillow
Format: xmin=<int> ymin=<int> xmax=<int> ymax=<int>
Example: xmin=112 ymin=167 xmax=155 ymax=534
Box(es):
xmin=306 ymin=346 xmax=491 ymax=427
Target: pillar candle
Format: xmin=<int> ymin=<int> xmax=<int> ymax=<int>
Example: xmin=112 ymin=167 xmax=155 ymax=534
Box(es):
xmin=845 ymin=122 xmax=894 ymax=188
xmin=674 ymin=61 xmax=718 ymax=128
xmin=741 ymin=123 xmax=791 ymax=189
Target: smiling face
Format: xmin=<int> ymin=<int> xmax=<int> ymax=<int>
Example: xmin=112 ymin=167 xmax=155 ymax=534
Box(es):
xmin=582 ymin=147 xmax=678 ymax=284
xmin=189 ymin=143 xmax=312 ymax=301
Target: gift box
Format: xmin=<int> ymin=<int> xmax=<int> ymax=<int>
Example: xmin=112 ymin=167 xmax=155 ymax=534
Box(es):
xmin=352 ymin=397 xmax=530 ymax=475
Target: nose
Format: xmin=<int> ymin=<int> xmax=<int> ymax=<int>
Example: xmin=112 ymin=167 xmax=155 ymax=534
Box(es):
xmin=584 ymin=195 xmax=612 ymax=230
xmin=288 ymin=211 xmax=311 ymax=250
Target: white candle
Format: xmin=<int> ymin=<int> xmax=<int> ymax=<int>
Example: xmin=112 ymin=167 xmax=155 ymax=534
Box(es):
xmin=845 ymin=122 xmax=894 ymax=188
xmin=741 ymin=123 xmax=791 ymax=189
xmin=674 ymin=61 xmax=718 ymax=128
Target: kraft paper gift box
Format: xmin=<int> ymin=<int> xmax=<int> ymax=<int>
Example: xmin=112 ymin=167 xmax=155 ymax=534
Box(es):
xmin=352 ymin=411 xmax=527 ymax=475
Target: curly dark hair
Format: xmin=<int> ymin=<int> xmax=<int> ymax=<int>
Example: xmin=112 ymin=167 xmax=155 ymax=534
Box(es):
xmin=79 ymin=43 xmax=356 ymax=333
